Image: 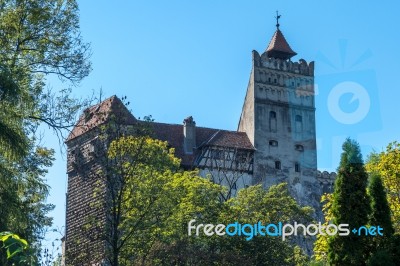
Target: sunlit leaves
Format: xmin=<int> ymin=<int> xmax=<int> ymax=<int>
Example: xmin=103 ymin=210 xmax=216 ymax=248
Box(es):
xmin=366 ymin=141 xmax=400 ymax=233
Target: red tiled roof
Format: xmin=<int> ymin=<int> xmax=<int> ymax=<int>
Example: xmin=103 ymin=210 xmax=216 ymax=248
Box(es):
xmin=67 ymin=96 xmax=255 ymax=167
xmin=202 ymin=130 xmax=254 ymax=150
xmin=66 ymin=95 xmax=137 ymax=141
xmin=266 ymin=29 xmax=297 ymax=60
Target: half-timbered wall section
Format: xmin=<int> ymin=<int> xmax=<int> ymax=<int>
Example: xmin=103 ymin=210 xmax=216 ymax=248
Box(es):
xmin=195 ymin=145 xmax=254 ymax=199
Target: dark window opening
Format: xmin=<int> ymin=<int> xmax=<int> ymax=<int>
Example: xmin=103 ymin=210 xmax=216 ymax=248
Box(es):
xmin=295 ymin=163 xmax=300 ymax=173
xmin=295 ymin=115 xmax=302 ymax=122
xmin=295 ymin=144 xmax=304 ymax=151
xmin=269 ymin=140 xmax=278 ymax=147
xmin=275 ymin=161 xmax=281 ymax=170
xmin=270 ymin=111 xmax=276 ymax=119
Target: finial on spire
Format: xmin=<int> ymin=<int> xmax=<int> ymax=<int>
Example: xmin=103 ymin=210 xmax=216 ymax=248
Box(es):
xmin=275 ymin=10 xmax=281 ymax=29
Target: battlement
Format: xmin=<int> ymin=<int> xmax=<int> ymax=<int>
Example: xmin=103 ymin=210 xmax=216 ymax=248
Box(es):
xmin=316 ymin=170 xmax=336 ymax=184
xmin=252 ymin=50 xmax=314 ymax=76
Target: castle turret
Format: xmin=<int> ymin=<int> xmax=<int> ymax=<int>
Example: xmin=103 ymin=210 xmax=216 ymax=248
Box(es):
xmin=238 ymin=13 xmax=319 ymax=218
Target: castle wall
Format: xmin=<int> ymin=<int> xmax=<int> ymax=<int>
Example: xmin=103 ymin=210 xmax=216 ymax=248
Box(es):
xmin=65 ymin=130 xmax=107 ymax=265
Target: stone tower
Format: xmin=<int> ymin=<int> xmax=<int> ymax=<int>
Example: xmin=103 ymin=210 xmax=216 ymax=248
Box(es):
xmin=238 ymin=22 xmax=321 ymax=212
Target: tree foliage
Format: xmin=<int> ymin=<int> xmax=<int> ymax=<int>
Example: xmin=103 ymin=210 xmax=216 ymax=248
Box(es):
xmin=93 ymin=135 xmax=313 ymax=266
xmin=328 ymin=138 xmax=370 ymax=265
xmin=0 ymin=232 xmax=29 ymax=265
xmin=366 ymin=173 xmax=395 ymax=265
xmin=366 ymin=141 xmax=400 ymax=233
xmin=313 ymin=193 xmax=333 ymax=263
xmin=0 ymin=0 xmax=91 ymax=263
xmin=0 ymin=144 xmax=55 ymax=265
xmin=0 ymin=0 xmax=92 ymax=159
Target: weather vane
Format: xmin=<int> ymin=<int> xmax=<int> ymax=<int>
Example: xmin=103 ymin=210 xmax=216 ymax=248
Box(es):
xmin=275 ymin=10 xmax=281 ymax=29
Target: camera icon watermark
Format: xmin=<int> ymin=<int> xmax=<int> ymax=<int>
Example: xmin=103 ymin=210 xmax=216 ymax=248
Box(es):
xmin=313 ymin=41 xmax=382 ymax=169
xmin=316 ymin=69 xmax=381 ymax=134
xmin=327 ymin=81 xmax=370 ymax=125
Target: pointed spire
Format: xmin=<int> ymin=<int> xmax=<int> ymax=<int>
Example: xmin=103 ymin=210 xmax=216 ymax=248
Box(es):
xmin=265 ymin=12 xmax=297 ymax=60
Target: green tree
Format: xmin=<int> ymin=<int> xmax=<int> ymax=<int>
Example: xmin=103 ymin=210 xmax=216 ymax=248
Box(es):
xmin=0 ymin=0 xmax=92 ymax=154
xmin=88 ymin=132 xmax=314 ymax=265
xmin=369 ymin=174 xmax=394 ymax=239
xmin=0 ymin=0 xmax=91 ymax=263
xmin=313 ymin=193 xmax=333 ymax=263
xmin=99 ymin=135 xmax=223 ymax=266
xmin=366 ymin=174 xmax=395 ymax=265
xmin=0 ymin=145 xmax=55 ymax=265
xmin=366 ymin=142 xmax=400 ymax=233
xmin=328 ymin=138 xmax=371 ymax=265
xmin=217 ymin=184 xmax=312 ymax=266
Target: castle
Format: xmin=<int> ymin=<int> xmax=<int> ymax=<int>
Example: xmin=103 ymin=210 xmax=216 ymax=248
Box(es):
xmin=64 ymin=19 xmax=336 ymax=264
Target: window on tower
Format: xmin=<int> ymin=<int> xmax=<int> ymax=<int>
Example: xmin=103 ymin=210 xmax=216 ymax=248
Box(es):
xmin=295 ymin=115 xmax=302 ymax=133
xmin=269 ymin=140 xmax=278 ymax=147
xmin=270 ymin=111 xmax=277 ymax=132
xmin=295 ymin=163 xmax=300 ymax=172
xmin=275 ymin=161 xmax=281 ymax=170
xmin=295 ymin=144 xmax=304 ymax=151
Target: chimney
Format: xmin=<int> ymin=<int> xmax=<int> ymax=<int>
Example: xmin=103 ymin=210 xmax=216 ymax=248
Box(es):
xmin=183 ymin=116 xmax=196 ymax=154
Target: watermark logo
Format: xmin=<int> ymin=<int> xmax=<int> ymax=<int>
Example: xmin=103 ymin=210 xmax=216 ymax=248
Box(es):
xmin=314 ymin=40 xmax=382 ymax=169
xmin=187 ymin=219 xmax=385 ymax=241
xmin=327 ymin=81 xmax=370 ymax=125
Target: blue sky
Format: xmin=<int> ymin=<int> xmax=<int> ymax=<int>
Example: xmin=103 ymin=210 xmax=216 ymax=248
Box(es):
xmin=42 ymin=1 xmax=400 ymax=247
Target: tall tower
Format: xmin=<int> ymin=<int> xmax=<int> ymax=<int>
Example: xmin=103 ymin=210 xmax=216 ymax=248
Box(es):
xmin=238 ymin=15 xmax=320 ymax=211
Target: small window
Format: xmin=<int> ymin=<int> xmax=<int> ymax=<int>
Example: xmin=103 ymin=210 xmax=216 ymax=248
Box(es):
xmin=269 ymin=140 xmax=278 ymax=147
xmin=270 ymin=111 xmax=276 ymax=119
xmin=295 ymin=144 xmax=304 ymax=151
xmin=268 ymin=77 xmax=271 ymax=83
xmin=295 ymin=163 xmax=300 ymax=173
xmin=291 ymin=82 xmax=294 ymax=86
xmin=295 ymin=115 xmax=302 ymax=122
xmin=274 ymin=79 xmax=277 ymax=83
xmin=275 ymin=161 xmax=281 ymax=170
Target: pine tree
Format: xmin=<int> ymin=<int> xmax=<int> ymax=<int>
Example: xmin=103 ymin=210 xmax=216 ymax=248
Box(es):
xmin=328 ymin=138 xmax=370 ymax=265
xmin=369 ymin=174 xmax=394 ymax=238
xmin=367 ymin=174 xmax=394 ymax=265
